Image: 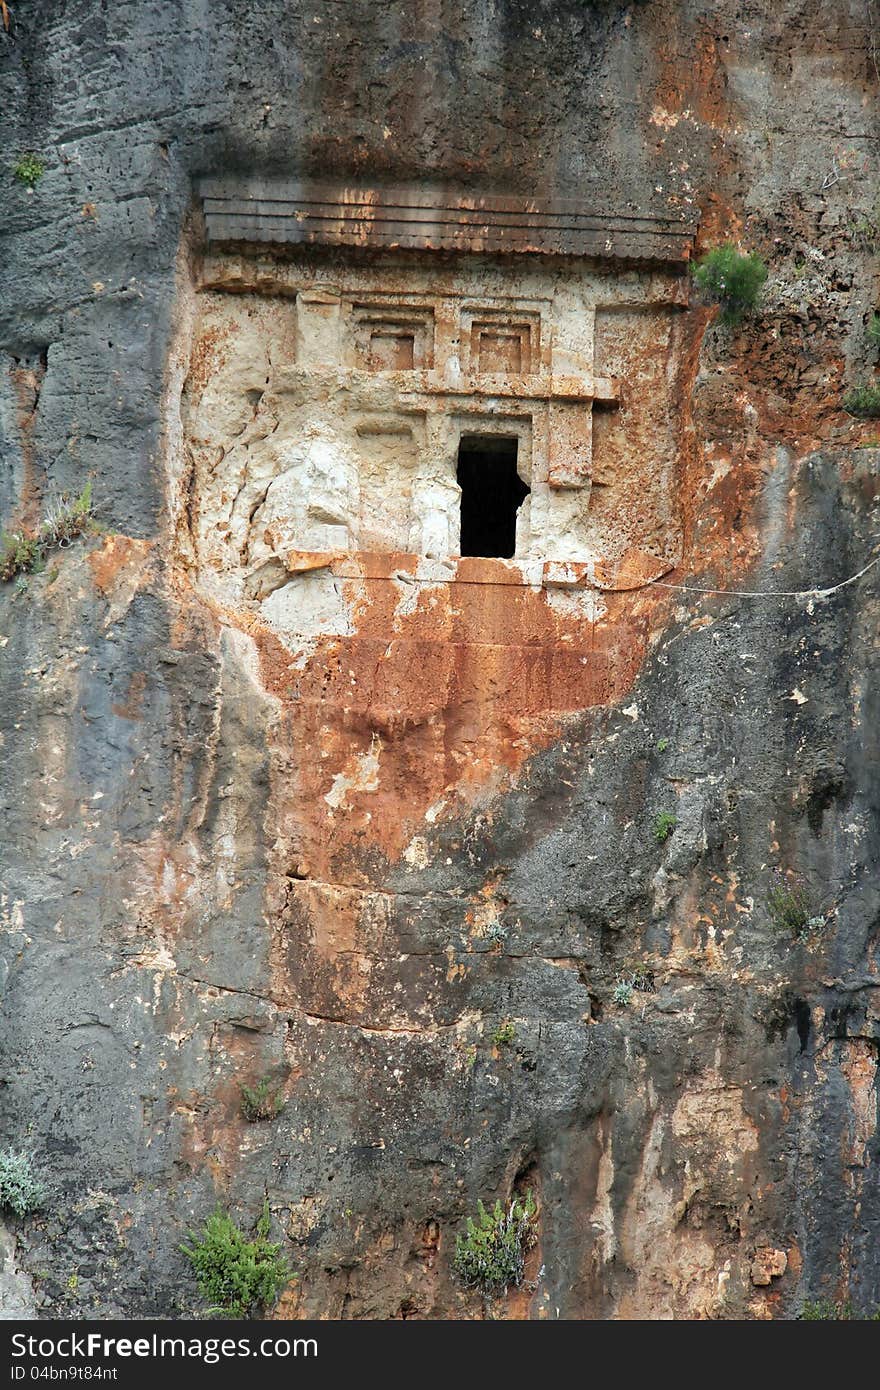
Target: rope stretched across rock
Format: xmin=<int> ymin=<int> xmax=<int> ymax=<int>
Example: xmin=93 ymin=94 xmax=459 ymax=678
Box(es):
xmin=647 ymin=547 xmax=880 ymax=602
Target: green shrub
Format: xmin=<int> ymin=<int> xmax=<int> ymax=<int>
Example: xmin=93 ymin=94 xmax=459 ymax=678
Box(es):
xmin=653 ymin=810 xmax=677 ymax=843
xmin=453 ymin=1192 xmax=538 ymax=1294
xmin=868 ymin=313 xmax=880 ymax=347
xmin=799 ymin=1296 xmax=880 ymax=1319
xmin=842 ymin=382 xmax=880 ymax=418
xmin=41 ymin=481 xmax=93 ymax=546
xmin=612 ymin=980 xmax=633 ymax=1007
xmin=0 ymin=533 xmax=41 ymax=581
xmin=799 ymin=1298 xmax=854 ymax=1320
xmin=492 ymin=1020 xmax=516 ymax=1048
xmin=1 ymin=482 xmax=93 ymax=582
xmin=239 ymin=1077 xmax=284 ymax=1123
xmin=693 ymin=243 xmax=768 ymax=324
xmin=766 ymin=871 xmax=823 ymax=938
xmin=181 ymin=1201 xmax=292 ymax=1318
xmin=13 ymin=154 xmax=45 ymax=189
xmin=0 ymin=1150 xmax=46 ymax=1217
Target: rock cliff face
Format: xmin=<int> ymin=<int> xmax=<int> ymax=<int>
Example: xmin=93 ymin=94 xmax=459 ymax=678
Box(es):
xmin=1 ymin=0 xmax=879 ymax=1320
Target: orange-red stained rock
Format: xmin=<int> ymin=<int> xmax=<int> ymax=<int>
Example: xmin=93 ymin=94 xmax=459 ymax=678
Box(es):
xmin=244 ymin=557 xmax=660 ymax=883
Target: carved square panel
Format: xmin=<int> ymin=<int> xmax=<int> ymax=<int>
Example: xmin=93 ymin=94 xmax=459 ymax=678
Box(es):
xmin=352 ymin=305 xmax=434 ymax=371
xmin=474 ymin=329 xmax=525 ymax=373
xmin=461 ymin=305 xmax=541 ymax=376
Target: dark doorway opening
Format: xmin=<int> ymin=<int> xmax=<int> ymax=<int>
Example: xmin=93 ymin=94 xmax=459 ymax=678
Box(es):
xmin=456 ymin=435 xmax=529 ymax=558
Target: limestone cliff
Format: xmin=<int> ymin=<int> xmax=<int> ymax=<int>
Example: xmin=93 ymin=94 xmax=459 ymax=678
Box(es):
xmin=1 ymin=0 xmax=879 ymax=1319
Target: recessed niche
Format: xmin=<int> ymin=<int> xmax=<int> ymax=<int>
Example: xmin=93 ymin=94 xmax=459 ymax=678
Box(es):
xmin=476 ymin=329 xmax=525 ymax=373
xmin=463 ymin=306 xmax=540 ymax=375
xmin=367 ymin=330 xmax=415 ymax=370
xmin=353 ymin=305 xmax=434 ymax=370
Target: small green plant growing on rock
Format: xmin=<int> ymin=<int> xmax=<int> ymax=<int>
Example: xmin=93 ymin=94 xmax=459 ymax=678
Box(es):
xmin=842 ymin=382 xmax=880 ymax=418
xmin=1 ymin=482 xmax=93 ymax=582
xmin=799 ymin=1297 xmax=854 ymax=1320
xmin=1 ymin=533 xmax=41 ymax=581
xmin=484 ymin=922 xmax=509 ymax=948
xmin=692 ymin=243 xmax=767 ymax=324
xmin=799 ymin=1295 xmax=880 ymax=1319
xmin=627 ymin=962 xmax=655 ymax=992
xmin=766 ymin=870 xmax=825 ymax=939
xmin=239 ymin=1077 xmax=284 ymax=1123
xmin=868 ymin=313 xmax=880 ymax=348
xmin=656 ymin=737 xmax=669 ymax=753
xmin=453 ymin=1192 xmax=538 ymax=1294
xmin=653 ymin=810 xmax=677 ymax=842
xmin=613 ymin=962 xmax=655 ymax=1008
xmin=847 ymin=200 xmax=880 ymax=252
xmin=181 ymin=1200 xmax=292 ymax=1318
xmin=612 ymin=979 xmax=634 ymax=1007
xmin=41 ymin=482 xmax=93 ymax=546
xmin=0 ymin=1150 xmax=46 ymax=1218
xmin=13 ymin=154 xmax=45 ymax=189
xmin=492 ymin=1020 xmax=516 ymax=1048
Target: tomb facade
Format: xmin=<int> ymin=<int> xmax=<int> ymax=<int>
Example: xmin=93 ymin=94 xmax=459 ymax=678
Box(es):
xmin=181 ymin=182 xmax=696 ymax=647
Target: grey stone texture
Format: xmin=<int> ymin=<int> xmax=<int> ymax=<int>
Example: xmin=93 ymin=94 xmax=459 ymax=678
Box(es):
xmin=1 ymin=0 xmax=879 ymax=1318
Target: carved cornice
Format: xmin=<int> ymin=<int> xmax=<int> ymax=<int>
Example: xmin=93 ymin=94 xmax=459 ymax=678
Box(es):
xmin=198 ymin=178 xmax=698 ymax=264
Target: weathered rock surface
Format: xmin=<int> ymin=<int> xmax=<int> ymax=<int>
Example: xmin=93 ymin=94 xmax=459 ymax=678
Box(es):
xmin=1 ymin=0 xmax=879 ymax=1320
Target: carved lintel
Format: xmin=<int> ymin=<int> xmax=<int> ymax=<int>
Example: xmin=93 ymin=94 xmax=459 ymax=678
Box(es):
xmin=400 ymin=371 xmax=619 ymax=403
